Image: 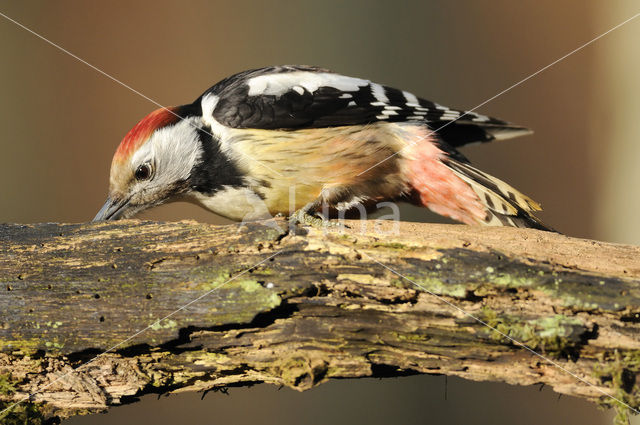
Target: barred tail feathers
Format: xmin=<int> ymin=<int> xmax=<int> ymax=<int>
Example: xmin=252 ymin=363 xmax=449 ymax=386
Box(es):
xmin=444 ymin=159 xmax=553 ymax=231
xmin=404 ymin=140 xmax=552 ymax=230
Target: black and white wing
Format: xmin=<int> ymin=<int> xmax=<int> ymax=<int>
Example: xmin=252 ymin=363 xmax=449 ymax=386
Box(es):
xmin=198 ymin=65 xmax=531 ymax=148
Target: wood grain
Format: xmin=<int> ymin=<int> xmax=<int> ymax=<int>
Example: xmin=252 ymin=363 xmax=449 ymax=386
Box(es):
xmin=0 ymin=219 xmax=638 ymax=421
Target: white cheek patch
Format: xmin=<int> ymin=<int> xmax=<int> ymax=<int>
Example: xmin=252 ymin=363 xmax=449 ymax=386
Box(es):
xmin=130 ymin=117 xmax=202 ymax=190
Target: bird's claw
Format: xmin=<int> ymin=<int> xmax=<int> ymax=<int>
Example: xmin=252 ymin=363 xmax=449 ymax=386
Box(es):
xmin=288 ymin=210 xmax=341 ymax=231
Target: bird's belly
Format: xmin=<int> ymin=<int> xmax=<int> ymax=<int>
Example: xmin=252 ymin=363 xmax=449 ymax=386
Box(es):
xmin=221 ymin=123 xmax=415 ymax=216
xmin=260 ymin=181 xmax=329 ymax=214
xmin=191 ymin=184 xmax=324 ymax=220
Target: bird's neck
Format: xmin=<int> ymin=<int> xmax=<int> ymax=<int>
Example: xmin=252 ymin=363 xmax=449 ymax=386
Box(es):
xmin=188 ymin=125 xmax=244 ymax=196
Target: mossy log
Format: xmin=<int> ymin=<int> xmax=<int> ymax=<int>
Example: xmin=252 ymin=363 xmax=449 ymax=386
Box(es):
xmin=0 ymin=219 xmax=639 ymax=422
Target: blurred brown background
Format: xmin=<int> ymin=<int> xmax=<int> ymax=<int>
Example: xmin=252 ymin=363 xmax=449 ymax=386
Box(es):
xmin=1 ymin=0 xmax=639 ymax=424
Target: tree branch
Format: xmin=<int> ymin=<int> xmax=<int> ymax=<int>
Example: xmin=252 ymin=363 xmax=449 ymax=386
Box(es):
xmin=0 ymin=219 xmax=639 ymax=422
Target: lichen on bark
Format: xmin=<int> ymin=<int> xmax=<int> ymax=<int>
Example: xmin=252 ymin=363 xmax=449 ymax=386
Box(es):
xmin=0 ymin=219 xmax=638 ymax=422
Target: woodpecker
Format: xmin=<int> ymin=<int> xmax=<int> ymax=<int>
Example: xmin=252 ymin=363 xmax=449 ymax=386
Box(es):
xmin=93 ymin=65 xmax=551 ymax=230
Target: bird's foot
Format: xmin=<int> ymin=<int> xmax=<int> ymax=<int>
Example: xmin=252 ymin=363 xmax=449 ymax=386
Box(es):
xmin=288 ymin=210 xmax=341 ymax=231
xmin=289 ymin=209 xmax=324 ymax=228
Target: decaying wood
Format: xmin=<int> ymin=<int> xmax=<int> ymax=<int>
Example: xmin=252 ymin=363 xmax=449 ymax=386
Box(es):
xmin=0 ymin=219 xmax=639 ymax=422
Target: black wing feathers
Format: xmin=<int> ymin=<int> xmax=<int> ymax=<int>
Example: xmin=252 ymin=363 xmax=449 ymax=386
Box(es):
xmin=200 ymin=65 xmax=531 ymax=148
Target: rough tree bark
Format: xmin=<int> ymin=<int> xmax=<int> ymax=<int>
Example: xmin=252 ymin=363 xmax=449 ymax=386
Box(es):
xmin=0 ymin=219 xmax=639 ymax=423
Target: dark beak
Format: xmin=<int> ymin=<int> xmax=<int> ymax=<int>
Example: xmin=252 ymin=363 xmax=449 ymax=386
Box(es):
xmin=92 ymin=196 xmax=131 ymax=221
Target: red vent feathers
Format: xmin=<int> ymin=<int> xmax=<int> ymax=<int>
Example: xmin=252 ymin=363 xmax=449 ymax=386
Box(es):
xmin=114 ymin=107 xmax=180 ymax=162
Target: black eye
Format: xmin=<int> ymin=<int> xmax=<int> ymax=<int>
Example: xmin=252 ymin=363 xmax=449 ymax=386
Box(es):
xmin=135 ymin=163 xmax=153 ymax=181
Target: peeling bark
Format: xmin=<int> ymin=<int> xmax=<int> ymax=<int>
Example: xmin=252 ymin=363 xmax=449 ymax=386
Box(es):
xmin=0 ymin=219 xmax=639 ymax=422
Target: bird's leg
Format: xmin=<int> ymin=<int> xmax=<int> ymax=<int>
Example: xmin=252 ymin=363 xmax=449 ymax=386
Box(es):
xmin=289 ymin=202 xmax=345 ymax=232
xmin=289 ymin=199 xmax=325 ymax=228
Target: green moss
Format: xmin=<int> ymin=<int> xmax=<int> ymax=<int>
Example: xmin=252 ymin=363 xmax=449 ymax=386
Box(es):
xmin=44 ymin=340 xmax=64 ymax=349
xmin=0 ymin=374 xmax=16 ymax=395
xmin=480 ymin=308 xmax=585 ymax=357
xmin=593 ymin=350 xmax=640 ymax=424
xmin=0 ymin=339 xmax=48 ymax=355
xmin=404 ymin=248 xmax=640 ymax=314
xmin=489 ymin=273 xmax=537 ymax=288
xmin=407 ymin=275 xmax=468 ymax=298
xmin=2 ymin=267 xmax=284 ymax=354
xmin=237 ymin=280 xmax=263 ymax=293
xmin=394 ymin=331 xmax=431 ymax=342
xmin=372 ymin=242 xmax=409 ymax=250
xmin=185 ymin=351 xmax=230 ymax=365
xmin=150 ymin=319 xmax=178 ymax=331
xmin=0 ymin=374 xmax=47 ymax=425
xmin=389 ymin=278 xmax=413 ymax=290
xmin=47 ymin=321 xmax=63 ymax=329
xmin=0 ymin=403 xmax=47 ymax=425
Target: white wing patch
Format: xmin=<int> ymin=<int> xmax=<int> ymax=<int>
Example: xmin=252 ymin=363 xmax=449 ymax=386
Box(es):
xmin=200 ymin=93 xmax=236 ymax=153
xmin=201 ymin=93 xmax=227 ymax=136
xmin=370 ymin=83 xmax=389 ymax=103
xmin=201 ymin=93 xmax=219 ymax=118
xmin=402 ymin=90 xmax=419 ymax=105
xmin=432 ymin=103 xmax=496 ymax=124
xmin=246 ymin=71 xmax=370 ymax=96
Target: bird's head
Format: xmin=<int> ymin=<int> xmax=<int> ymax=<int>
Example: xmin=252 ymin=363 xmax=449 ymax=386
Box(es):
xmin=93 ymin=106 xmax=204 ymax=221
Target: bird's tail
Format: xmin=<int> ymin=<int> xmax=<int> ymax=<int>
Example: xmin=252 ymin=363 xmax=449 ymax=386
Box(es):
xmin=405 ymin=142 xmax=553 ymax=231
xmin=443 ymin=159 xmax=553 ymax=231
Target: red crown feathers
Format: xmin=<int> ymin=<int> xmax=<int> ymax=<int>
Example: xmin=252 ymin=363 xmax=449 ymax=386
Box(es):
xmin=114 ymin=107 xmax=180 ymax=162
